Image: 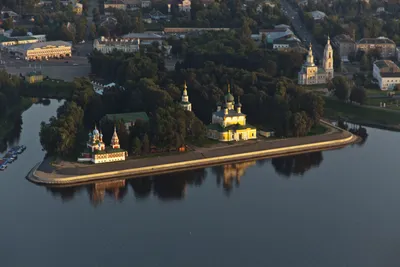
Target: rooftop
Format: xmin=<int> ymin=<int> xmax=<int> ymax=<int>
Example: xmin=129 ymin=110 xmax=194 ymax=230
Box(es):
xmin=310 ymin=10 xmax=327 ymax=19
xmin=122 ymin=32 xmax=163 ymax=40
xmin=374 ymin=60 xmax=400 ymax=76
xmin=207 ymin=123 xmax=256 ymax=132
xmin=333 ymin=34 xmax=354 ymax=44
xmin=105 ymin=112 xmax=149 ymax=122
xmin=16 ymin=41 xmax=72 ymax=51
xmin=213 ymin=109 xmax=246 ymax=118
xmin=26 ymin=70 xmax=43 ymax=76
xmin=357 ymin=37 xmax=395 ymax=45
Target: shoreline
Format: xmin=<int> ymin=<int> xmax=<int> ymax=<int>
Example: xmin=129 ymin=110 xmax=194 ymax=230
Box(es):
xmin=27 ymin=121 xmax=360 ymax=186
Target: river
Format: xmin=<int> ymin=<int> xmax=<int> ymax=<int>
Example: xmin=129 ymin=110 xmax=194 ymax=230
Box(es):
xmin=0 ymin=99 xmax=399 ymax=267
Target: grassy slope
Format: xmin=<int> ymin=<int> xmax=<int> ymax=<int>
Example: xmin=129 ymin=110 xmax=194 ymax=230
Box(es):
xmin=324 ymin=97 xmax=400 ymax=129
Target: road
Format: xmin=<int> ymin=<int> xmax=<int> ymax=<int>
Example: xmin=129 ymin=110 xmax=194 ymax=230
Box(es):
xmin=280 ymin=0 xmax=324 ymax=60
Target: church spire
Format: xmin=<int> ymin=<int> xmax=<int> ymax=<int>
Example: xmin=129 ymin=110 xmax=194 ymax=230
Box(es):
xmin=183 ymin=80 xmax=187 ymax=95
xmin=227 ymin=83 xmax=231 ymax=93
xmin=180 ymin=81 xmax=192 ymax=111
xmin=111 ymin=125 xmax=120 ymax=149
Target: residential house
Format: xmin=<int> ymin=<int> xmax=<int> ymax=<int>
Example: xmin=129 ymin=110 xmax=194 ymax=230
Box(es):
xmin=310 ymin=10 xmax=327 ymax=21
xmin=104 ymin=0 xmax=127 ymax=10
xmin=259 ymin=25 xmax=299 ymax=44
xmin=373 ymin=60 xmax=400 ymax=90
xmin=179 ymin=0 xmax=191 ymax=12
xmin=148 ymin=9 xmax=168 ymax=20
xmin=25 ymin=71 xmax=44 ymax=84
xmin=332 ymin=34 xmax=356 ymax=62
xmin=356 ymin=37 xmax=396 ymax=58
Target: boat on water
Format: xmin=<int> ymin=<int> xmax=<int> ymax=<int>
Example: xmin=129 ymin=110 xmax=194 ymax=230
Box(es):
xmin=0 ymin=165 xmax=6 ymax=171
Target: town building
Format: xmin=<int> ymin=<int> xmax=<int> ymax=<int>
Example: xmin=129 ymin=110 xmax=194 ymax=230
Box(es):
xmin=104 ymin=0 xmax=127 ymax=10
xmin=104 ymin=112 xmax=149 ymax=131
xmin=0 ymin=35 xmax=38 ymax=47
xmin=13 ymin=41 xmax=72 ymax=61
xmin=372 ymin=60 xmax=400 ymax=90
xmin=259 ymin=26 xmax=299 ymax=44
xmin=356 ymin=37 xmax=396 ymax=59
xmin=332 ymin=34 xmax=356 ymax=62
xmin=180 ymin=81 xmax=192 ymax=111
xmin=298 ymin=37 xmax=334 ymax=85
xmin=25 ymin=71 xmax=43 ymax=84
xmin=272 ymin=39 xmax=307 ymax=53
xmin=93 ymin=33 xmax=166 ymax=54
xmin=163 ymin=27 xmax=230 ymax=34
xmin=179 ymin=0 xmax=191 ymax=12
xmin=141 ymin=0 xmax=151 ymax=7
xmin=78 ymin=126 xmax=127 ymax=164
xmin=148 ymin=9 xmax=168 ymax=20
xmin=1 ymin=7 xmax=19 ymax=20
xmin=74 ymin=3 xmax=83 ymax=15
xmin=207 ymin=85 xmax=257 ymax=142
xmin=310 ymin=10 xmax=327 ymax=21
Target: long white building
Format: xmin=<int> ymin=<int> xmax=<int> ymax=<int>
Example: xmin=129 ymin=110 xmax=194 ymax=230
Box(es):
xmin=13 ymin=41 xmax=72 ymax=60
xmin=373 ymin=60 xmax=400 ymax=90
xmin=93 ymin=33 xmax=166 ymax=54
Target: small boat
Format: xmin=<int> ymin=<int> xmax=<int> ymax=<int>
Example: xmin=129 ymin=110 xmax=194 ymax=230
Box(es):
xmin=16 ymin=145 xmax=26 ymax=154
xmin=0 ymin=165 xmax=6 ymax=171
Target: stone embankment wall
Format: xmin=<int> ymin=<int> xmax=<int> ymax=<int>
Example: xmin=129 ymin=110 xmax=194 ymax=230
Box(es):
xmin=27 ymin=123 xmax=358 ymax=185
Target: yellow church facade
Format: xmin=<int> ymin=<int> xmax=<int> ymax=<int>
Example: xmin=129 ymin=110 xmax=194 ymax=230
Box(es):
xmin=207 ymin=86 xmax=257 ymax=142
xmin=298 ymin=37 xmax=334 ymax=85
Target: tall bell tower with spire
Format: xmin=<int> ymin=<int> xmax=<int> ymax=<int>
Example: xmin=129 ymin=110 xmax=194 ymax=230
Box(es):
xmin=180 ymin=81 xmax=192 ymax=111
xmin=298 ymin=37 xmax=334 ymax=85
xmin=322 ymin=35 xmax=334 ymax=79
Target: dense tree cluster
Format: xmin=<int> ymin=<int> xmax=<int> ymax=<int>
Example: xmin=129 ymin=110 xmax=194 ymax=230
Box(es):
xmin=43 ymin=27 xmax=324 ymax=157
xmin=298 ymin=0 xmax=400 ymax=46
xmin=0 ymin=70 xmax=26 ymax=152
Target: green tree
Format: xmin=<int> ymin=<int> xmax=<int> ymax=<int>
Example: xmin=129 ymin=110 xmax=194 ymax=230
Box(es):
xmin=349 ymin=87 xmax=367 ymax=104
xmin=97 ymin=26 xmax=110 ymax=38
xmin=142 ymin=134 xmax=150 ymax=153
xmin=89 ymin=24 xmax=96 ymax=40
xmin=3 ymin=17 xmax=14 ymax=30
xmin=360 ymin=54 xmax=370 ymax=71
xmin=131 ymin=137 xmax=142 ymax=155
xmin=332 ymin=76 xmax=350 ymax=101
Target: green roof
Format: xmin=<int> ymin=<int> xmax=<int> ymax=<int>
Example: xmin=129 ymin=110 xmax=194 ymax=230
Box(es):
xmin=105 ymin=112 xmax=149 ymax=123
xmin=0 ymin=35 xmax=37 ymax=43
xmin=26 ymin=71 xmax=42 ymax=76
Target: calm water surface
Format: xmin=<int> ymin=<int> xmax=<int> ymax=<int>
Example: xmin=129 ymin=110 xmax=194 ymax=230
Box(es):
xmin=1 ymin=100 xmax=399 ymax=267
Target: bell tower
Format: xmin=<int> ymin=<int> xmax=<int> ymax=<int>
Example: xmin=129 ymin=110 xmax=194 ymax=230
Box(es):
xmin=322 ymin=35 xmax=334 ymax=79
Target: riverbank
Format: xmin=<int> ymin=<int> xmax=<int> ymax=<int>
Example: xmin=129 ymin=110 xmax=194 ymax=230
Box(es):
xmin=27 ymin=121 xmax=359 ymax=185
xmin=324 ymin=98 xmax=400 ymax=131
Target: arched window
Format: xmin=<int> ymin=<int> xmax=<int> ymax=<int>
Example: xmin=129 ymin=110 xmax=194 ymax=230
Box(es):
xmin=329 ymin=52 xmax=331 ymax=59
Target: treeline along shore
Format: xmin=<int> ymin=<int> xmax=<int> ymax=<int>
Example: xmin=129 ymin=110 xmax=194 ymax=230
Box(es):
xmin=27 ymin=122 xmax=359 ymax=185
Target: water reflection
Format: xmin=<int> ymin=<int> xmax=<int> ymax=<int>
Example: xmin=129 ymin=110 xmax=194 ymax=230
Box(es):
xmin=46 ymin=152 xmax=326 ymax=205
xmin=212 ymin=161 xmax=257 ymax=195
xmin=0 ymin=112 xmax=23 ymax=153
xmin=271 ymin=152 xmax=323 ymax=177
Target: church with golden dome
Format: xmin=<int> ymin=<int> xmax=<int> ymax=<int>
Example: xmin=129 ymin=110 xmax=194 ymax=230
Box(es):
xmin=207 ymin=85 xmax=257 ymax=142
xmin=78 ymin=125 xmax=127 ymax=164
xmin=298 ymin=37 xmax=334 ymax=85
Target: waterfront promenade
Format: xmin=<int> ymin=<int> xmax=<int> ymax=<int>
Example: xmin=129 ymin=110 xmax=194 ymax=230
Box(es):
xmin=28 ymin=122 xmax=359 ymax=185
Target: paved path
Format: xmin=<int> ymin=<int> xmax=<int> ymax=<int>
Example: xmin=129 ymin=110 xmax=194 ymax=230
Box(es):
xmin=32 ymin=122 xmax=355 ymax=182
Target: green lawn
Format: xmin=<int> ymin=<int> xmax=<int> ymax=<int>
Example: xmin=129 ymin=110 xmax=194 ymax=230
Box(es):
xmin=307 ymin=124 xmax=328 ymax=136
xmin=324 ymin=98 xmax=400 ymax=127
